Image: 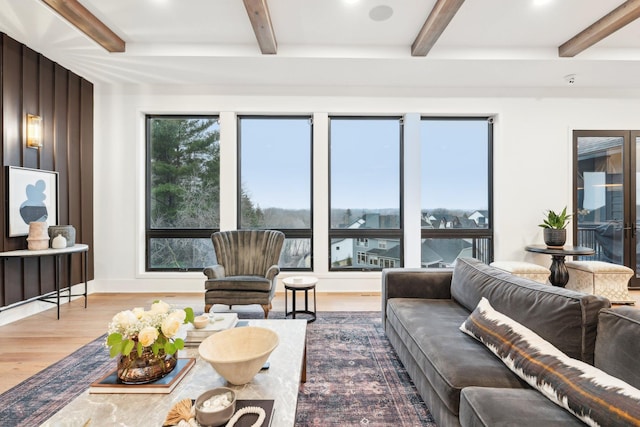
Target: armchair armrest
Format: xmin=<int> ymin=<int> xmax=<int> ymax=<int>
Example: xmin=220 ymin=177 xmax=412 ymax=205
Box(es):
xmin=203 ymin=264 xmax=225 ymax=279
xmin=265 ymin=265 xmax=280 ymax=281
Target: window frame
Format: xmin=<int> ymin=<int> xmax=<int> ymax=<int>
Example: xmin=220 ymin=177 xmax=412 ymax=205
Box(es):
xmin=236 ymin=114 xmax=314 ymax=271
xmin=328 ymin=115 xmax=404 ymax=272
xmin=419 ymin=116 xmax=494 ymax=266
xmin=145 ymin=114 xmax=221 ymax=272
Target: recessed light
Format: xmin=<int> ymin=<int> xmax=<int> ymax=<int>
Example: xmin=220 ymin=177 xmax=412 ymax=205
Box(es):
xmin=369 ymin=5 xmax=393 ymax=22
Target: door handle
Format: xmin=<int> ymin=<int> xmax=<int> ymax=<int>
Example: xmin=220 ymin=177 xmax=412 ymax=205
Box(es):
xmin=622 ymin=223 xmax=636 ymax=238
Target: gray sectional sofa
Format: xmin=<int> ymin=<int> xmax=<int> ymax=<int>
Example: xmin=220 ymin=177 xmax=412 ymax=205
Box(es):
xmin=382 ymin=257 xmax=640 ymax=426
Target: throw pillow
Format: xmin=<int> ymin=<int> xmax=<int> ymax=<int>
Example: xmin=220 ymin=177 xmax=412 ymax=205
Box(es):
xmin=460 ymin=297 xmax=640 ymax=427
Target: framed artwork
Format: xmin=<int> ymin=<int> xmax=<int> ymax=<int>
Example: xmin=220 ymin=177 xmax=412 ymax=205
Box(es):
xmin=7 ymin=166 xmax=58 ymax=237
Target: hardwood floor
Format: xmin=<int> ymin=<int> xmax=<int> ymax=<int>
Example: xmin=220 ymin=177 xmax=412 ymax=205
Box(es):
xmin=0 ymin=292 xmax=381 ymax=394
xmin=0 ymin=289 xmax=637 ymax=395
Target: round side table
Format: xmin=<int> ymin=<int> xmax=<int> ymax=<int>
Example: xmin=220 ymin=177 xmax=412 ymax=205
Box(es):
xmin=282 ymin=276 xmax=318 ymax=323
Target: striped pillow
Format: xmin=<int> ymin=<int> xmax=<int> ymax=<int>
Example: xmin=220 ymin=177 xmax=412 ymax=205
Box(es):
xmin=460 ymin=297 xmax=640 ymax=427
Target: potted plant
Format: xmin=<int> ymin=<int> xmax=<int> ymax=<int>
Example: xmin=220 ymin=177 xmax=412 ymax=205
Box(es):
xmin=539 ymin=207 xmax=571 ymax=248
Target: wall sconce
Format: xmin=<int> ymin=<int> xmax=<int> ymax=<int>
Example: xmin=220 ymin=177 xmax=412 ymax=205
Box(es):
xmin=26 ymin=114 xmax=43 ymax=149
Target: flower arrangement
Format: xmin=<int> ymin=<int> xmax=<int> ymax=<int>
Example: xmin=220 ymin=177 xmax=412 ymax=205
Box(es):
xmin=106 ymin=300 xmax=195 ymax=358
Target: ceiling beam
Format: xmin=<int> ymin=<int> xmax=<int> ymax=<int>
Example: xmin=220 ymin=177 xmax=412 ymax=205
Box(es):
xmin=41 ymin=0 xmax=125 ymax=53
xmin=411 ymin=0 xmax=465 ymax=57
xmin=558 ymin=0 xmax=640 ymax=57
xmin=243 ymin=0 xmax=278 ymax=54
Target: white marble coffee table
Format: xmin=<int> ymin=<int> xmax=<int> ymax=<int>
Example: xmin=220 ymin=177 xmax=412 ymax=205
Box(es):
xmin=41 ymin=319 xmax=307 ymax=427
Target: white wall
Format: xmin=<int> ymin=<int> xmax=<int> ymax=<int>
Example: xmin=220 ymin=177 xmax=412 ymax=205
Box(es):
xmin=92 ymin=85 xmax=640 ymax=294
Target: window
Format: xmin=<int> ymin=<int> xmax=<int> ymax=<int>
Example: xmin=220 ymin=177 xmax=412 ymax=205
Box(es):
xmin=420 ymin=118 xmax=493 ymax=267
xmin=238 ymin=116 xmax=313 ymax=270
xmin=146 ymin=116 xmax=220 ymax=270
xmin=329 ymin=117 xmax=403 ymax=270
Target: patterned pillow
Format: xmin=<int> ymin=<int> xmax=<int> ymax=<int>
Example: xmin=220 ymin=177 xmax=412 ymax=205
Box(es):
xmin=460 ymin=297 xmax=640 ymax=427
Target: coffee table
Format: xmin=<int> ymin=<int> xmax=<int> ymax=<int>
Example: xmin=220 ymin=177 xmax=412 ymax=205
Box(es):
xmin=41 ymin=319 xmax=307 ymax=427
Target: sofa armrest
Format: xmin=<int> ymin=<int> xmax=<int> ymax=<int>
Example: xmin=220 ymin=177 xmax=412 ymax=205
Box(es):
xmin=382 ymin=268 xmax=453 ymax=301
xmin=203 ymin=264 xmax=225 ymax=279
xmin=381 ymin=268 xmax=453 ymax=331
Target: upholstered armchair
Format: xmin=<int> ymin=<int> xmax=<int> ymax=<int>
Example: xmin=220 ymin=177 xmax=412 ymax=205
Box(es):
xmin=203 ymin=230 xmax=285 ymax=318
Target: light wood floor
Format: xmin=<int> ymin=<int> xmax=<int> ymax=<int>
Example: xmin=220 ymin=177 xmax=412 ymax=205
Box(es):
xmin=0 ymin=292 xmax=381 ymax=394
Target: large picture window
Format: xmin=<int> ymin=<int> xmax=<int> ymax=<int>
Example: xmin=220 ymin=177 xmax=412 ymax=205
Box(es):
xmin=420 ymin=117 xmax=493 ymax=267
xmin=329 ymin=116 xmax=403 ymax=271
xmin=238 ymin=116 xmax=313 ymax=270
xmin=146 ymin=115 xmax=220 ymax=271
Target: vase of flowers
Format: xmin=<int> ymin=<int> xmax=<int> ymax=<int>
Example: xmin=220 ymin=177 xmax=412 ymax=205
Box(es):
xmin=106 ymin=300 xmax=194 ymax=384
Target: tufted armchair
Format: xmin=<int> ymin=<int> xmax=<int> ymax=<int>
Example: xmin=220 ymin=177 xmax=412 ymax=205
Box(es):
xmin=203 ymin=230 xmax=285 ymax=318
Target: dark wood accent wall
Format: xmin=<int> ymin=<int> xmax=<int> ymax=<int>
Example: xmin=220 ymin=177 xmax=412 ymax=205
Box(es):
xmin=0 ymin=33 xmax=94 ymax=308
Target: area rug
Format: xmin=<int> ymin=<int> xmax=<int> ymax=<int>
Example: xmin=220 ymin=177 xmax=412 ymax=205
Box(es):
xmin=0 ymin=311 xmax=435 ymax=426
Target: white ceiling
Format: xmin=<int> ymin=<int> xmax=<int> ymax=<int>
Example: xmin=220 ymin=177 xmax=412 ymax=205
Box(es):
xmin=2 ymin=0 xmax=640 ymax=96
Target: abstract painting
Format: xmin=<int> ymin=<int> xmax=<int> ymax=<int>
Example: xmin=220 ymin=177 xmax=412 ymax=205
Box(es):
xmin=7 ymin=166 xmax=58 ymax=237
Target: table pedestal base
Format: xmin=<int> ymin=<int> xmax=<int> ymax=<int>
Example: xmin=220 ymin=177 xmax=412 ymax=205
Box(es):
xmin=549 ymin=255 xmax=569 ymax=287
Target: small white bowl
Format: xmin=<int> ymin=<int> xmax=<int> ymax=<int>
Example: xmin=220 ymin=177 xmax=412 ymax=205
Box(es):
xmin=193 ymin=315 xmax=210 ymax=329
xmin=195 ymin=387 xmax=236 ymax=427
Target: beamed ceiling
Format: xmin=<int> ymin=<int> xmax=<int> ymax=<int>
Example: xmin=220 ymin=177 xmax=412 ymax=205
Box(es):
xmin=2 ymin=0 xmax=640 ymax=96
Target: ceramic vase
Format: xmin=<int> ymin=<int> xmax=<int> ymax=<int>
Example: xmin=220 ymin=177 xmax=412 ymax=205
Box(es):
xmin=117 ymin=347 xmax=177 ymax=384
xmin=27 ymin=221 xmax=50 ymax=250
xmin=543 ymin=228 xmax=566 ymax=248
xmin=51 ymin=234 xmax=67 ymax=249
xmin=48 ymin=225 xmax=76 ymax=247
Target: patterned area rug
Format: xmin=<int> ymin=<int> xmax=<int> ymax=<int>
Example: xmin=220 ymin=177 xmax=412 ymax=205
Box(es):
xmin=0 ymin=311 xmax=435 ymax=426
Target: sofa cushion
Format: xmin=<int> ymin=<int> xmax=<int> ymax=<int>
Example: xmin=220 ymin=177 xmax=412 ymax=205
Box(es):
xmin=595 ymin=307 xmax=640 ymax=389
xmin=451 ymin=257 xmax=610 ymax=363
xmin=386 ymin=298 xmax=527 ymax=416
xmin=460 ymin=297 xmax=640 ymax=427
xmin=460 ymin=387 xmax=585 ymax=427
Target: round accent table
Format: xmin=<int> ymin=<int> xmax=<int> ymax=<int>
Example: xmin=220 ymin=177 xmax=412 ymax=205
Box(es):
xmin=524 ymin=244 xmax=595 ymax=287
xmin=282 ymin=276 xmax=318 ymax=323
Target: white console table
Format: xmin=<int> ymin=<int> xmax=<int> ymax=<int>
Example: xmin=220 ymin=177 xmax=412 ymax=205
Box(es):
xmin=0 ymin=244 xmax=89 ymax=319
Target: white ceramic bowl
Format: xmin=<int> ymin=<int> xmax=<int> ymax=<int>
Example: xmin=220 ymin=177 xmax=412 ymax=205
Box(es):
xmin=198 ymin=326 xmax=279 ymax=385
xmin=193 ymin=315 xmax=210 ymax=329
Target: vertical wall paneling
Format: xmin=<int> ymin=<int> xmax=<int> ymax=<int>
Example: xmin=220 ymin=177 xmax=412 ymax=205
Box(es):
xmin=21 ymin=45 xmax=41 ymax=291
xmin=22 ymin=45 xmax=39 ymax=169
xmin=66 ymin=73 xmax=81 ymax=285
xmin=1 ymin=33 xmax=94 ymax=308
xmin=2 ymin=36 xmax=21 ymax=169
xmin=80 ymin=79 xmax=94 ymax=279
xmin=39 ymin=57 xmax=55 ymax=172
xmin=54 ymin=64 xmax=69 ymax=223
xmin=0 ymin=34 xmax=4 ymax=307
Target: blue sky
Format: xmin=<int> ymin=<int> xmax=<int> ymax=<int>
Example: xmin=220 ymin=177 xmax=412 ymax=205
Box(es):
xmin=240 ymin=117 xmax=488 ymax=212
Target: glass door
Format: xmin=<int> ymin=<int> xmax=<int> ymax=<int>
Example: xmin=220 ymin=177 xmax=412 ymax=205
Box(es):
xmin=574 ymin=131 xmax=639 ymax=288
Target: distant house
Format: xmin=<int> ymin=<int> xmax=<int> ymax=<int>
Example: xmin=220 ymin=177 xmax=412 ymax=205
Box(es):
xmin=436 ymin=215 xmax=477 ymax=229
xmin=332 ymin=213 xmax=401 ymax=268
xmin=421 ymin=238 xmax=472 ymax=267
xmin=469 ymin=210 xmax=489 ymax=227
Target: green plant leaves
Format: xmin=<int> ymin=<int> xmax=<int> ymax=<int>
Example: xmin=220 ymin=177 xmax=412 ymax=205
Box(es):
xmin=539 ymin=206 xmax=572 ymax=229
xmin=184 ymin=307 xmax=195 ymax=324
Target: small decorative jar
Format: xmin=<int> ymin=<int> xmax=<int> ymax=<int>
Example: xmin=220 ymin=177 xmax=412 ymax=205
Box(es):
xmin=27 ymin=222 xmax=50 ymax=250
xmin=51 ymin=234 xmax=67 ymax=249
xmin=48 ymin=225 xmax=76 ymax=247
